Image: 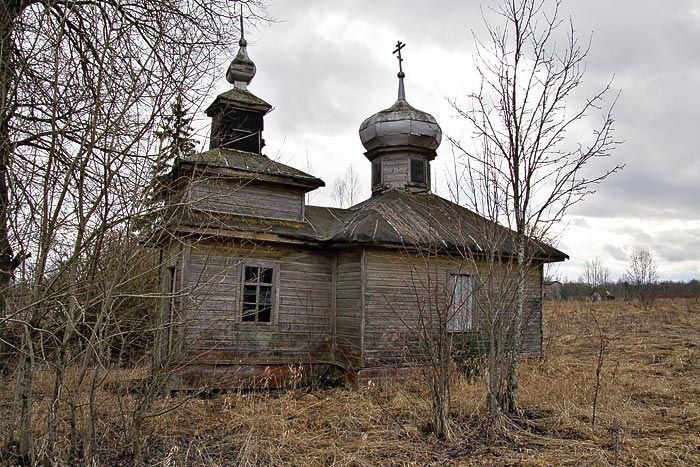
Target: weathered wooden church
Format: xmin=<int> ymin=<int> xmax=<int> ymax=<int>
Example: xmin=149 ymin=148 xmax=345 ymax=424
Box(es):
xmin=156 ymin=26 xmax=567 ymax=388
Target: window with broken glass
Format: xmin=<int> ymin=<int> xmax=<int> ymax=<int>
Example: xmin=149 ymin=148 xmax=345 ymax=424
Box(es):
xmin=242 ymin=264 xmax=275 ymax=323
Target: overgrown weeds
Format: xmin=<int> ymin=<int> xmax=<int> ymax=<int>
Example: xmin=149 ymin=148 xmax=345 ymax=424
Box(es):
xmin=1 ymin=299 xmax=698 ymax=465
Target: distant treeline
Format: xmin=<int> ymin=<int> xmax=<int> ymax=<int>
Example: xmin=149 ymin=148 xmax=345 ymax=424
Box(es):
xmin=558 ymin=279 xmax=700 ymax=300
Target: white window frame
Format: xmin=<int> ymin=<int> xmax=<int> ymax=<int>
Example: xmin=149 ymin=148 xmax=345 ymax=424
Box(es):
xmin=447 ymin=273 xmax=476 ymax=332
xmin=239 ymin=260 xmax=279 ymax=325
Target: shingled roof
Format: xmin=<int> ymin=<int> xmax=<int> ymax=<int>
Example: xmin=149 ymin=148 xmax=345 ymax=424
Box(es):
xmin=325 ymin=190 xmax=567 ymax=261
xmin=179 ymin=148 xmax=324 ymax=189
xmin=205 ymin=88 xmax=272 ymax=114
xmin=176 ymin=205 xmax=350 ymax=242
xmin=173 ymin=188 xmax=566 ymax=261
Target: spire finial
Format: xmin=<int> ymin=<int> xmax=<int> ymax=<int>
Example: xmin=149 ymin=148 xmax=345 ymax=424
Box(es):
xmin=239 ymin=10 xmax=247 ymax=47
xmin=393 ymin=40 xmax=406 ymax=101
xmin=226 ymin=7 xmax=256 ymax=89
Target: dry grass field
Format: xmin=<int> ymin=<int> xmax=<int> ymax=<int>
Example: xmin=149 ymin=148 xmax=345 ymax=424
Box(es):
xmin=2 ymin=298 xmax=699 ymax=465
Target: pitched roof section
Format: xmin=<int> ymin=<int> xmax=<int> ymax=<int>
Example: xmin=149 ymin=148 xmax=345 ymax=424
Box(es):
xmin=205 ymin=88 xmax=272 ymax=114
xmin=326 ymin=190 xmax=567 ymax=261
xmin=171 ymin=188 xmax=566 ymax=261
xmin=176 ymin=205 xmax=351 ymax=243
xmin=179 ymin=148 xmax=324 ymax=190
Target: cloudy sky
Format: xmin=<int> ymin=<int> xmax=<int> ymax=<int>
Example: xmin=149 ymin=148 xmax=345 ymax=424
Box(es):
xmin=196 ymin=0 xmax=700 ymax=282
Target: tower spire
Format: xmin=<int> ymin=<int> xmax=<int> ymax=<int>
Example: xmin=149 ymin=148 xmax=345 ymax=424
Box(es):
xmin=239 ymin=10 xmax=247 ymax=47
xmin=393 ymin=40 xmax=406 ymax=101
xmin=226 ymin=8 xmax=257 ymax=90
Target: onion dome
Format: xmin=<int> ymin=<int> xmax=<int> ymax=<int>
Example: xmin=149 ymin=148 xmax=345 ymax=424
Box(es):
xmin=359 ymin=98 xmax=442 ymax=152
xmin=226 ymin=14 xmax=257 ymax=90
xmin=359 ymin=41 xmax=442 ymax=196
xmin=359 ymin=55 xmax=441 ymax=152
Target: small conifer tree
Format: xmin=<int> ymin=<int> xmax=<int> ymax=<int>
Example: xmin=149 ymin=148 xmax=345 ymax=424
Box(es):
xmin=153 ymin=95 xmax=197 ymax=178
xmin=140 ymin=95 xmax=198 ymax=236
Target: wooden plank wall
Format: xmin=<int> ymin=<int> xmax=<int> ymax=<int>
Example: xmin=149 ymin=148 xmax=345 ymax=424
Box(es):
xmin=334 ymin=250 xmax=363 ymax=368
xmin=181 ymin=240 xmax=333 ymax=363
xmin=362 ymin=249 xmax=458 ymax=367
xmin=379 ymin=154 xmax=408 ymax=189
xmin=188 ymin=178 xmax=305 ymax=221
xmin=361 ymin=249 xmax=544 ymax=368
xmin=521 ymin=264 xmax=543 ymax=356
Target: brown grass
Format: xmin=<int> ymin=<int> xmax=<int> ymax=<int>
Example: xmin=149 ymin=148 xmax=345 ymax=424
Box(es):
xmin=2 ymin=298 xmax=699 ymax=465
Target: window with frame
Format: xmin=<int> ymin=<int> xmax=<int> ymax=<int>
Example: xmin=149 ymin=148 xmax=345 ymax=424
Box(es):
xmin=410 ymin=158 xmax=426 ymax=184
xmin=447 ymin=274 xmax=475 ymax=332
xmin=242 ymin=265 xmax=275 ymax=323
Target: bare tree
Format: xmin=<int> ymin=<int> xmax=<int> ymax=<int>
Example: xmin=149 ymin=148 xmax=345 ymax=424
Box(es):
xmin=405 ymin=252 xmax=457 ymax=441
xmin=0 ymin=0 xmax=267 ymax=316
xmin=447 ymin=149 xmax=525 ymax=428
xmin=583 ymin=257 xmax=611 ymax=291
xmin=625 ymin=248 xmax=657 ymax=309
xmin=451 ymin=0 xmax=622 ymax=415
xmin=0 ymin=1 xmax=269 ymax=463
xmin=375 ymin=246 xmax=479 ymax=441
xmin=331 ymin=164 xmax=361 ymax=208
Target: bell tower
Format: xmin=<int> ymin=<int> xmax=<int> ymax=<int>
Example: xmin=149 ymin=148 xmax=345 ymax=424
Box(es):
xmin=206 ymin=12 xmax=271 ymax=153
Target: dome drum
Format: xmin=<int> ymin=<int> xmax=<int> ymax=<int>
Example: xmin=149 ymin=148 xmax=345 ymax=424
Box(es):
xmin=358 ymin=42 xmax=442 ymax=195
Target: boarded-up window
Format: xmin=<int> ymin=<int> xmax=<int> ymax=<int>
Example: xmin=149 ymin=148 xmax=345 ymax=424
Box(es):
xmin=410 ymin=158 xmax=426 ymax=184
xmin=372 ymin=160 xmax=382 ymax=187
xmin=447 ymin=274 xmax=475 ymax=332
xmin=242 ymin=265 xmax=275 ymax=323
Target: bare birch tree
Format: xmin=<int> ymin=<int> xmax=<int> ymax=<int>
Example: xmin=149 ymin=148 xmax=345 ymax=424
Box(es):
xmin=447 ymin=149 xmax=525 ymax=429
xmin=625 ymin=248 xmax=657 ymax=309
xmin=331 ymin=164 xmax=361 ymax=208
xmin=451 ymin=0 xmax=622 ymax=415
xmin=583 ymin=257 xmax=611 ymax=291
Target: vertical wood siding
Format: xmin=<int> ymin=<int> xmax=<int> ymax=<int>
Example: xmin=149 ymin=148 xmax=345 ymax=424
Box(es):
xmin=361 ymin=249 xmax=544 ymax=368
xmin=334 ymin=250 xmax=363 ymax=368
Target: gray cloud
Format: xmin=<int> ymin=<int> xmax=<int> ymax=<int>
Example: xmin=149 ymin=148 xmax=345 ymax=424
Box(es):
xmin=602 ymin=244 xmax=629 ymax=262
xmin=209 ymin=0 xmax=700 ymax=279
xmin=650 ymin=228 xmax=700 ymax=263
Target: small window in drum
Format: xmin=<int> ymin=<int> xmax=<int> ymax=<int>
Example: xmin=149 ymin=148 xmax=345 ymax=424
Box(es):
xmin=411 ymin=159 xmax=425 ymax=184
xmin=372 ymin=160 xmax=382 ymax=187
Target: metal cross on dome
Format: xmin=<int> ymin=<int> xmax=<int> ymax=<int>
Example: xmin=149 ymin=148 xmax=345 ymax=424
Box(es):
xmin=393 ymin=40 xmax=406 ymax=75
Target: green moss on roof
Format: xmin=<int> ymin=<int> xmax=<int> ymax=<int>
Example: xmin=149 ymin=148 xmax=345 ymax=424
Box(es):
xmin=181 ymin=148 xmax=324 ymax=187
xmin=169 ymin=190 xmax=566 ymax=261
xmin=212 ymin=88 xmax=271 ymax=109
